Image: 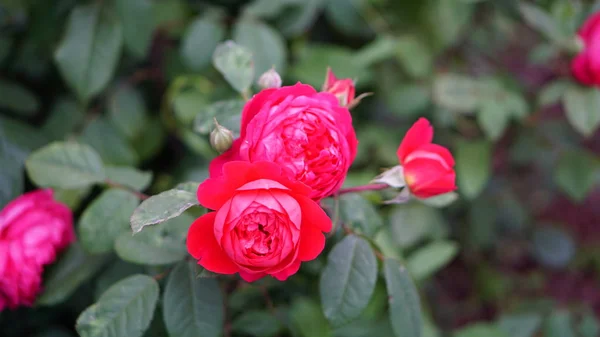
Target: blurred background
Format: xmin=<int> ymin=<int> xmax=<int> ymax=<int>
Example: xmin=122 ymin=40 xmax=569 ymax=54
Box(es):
xmin=1 ymin=0 xmax=600 ymax=336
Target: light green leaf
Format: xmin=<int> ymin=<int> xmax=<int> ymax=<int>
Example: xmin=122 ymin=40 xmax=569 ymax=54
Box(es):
xmin=383 ymin=258 xmax=422 ymax=337
xmin=389 ymin=202 xmax=447 ymax=249
xmin=554 ymin=149 xmax=600 ymax=202
xmin=181 ymin=15 xmax=226 ymax=71
xmin=532 ymin=227 xmax=575 ymax=268
xmin=395 ymin=35 xmax=433 ymax=79
xmin=212 ymin=40 xmax=254 ymax=94
xmin=194 ymin=99 xmax=245 ymax=137
xmin=163 ymin=261 xmax=224 ymax=337
xmin=242 ymin=0 xmax=293 ymax=18
xmin=456 ymin=139 xmax=492 ymax=199
xmin=0 ymin=79 xmax=39 ymax=117
xmin=105 ymin=166 xmax=152 ymax=191
xmin=498 ymin=313 xmax=542 ymax=337
xmin=338 ymin=194 xmax=383 ymax=237
xmin=116 ymin=213 xmax=194 ymax=265
xmin=37 ymin=243 xmax=109 ymax=306
xmin=116 ymin=0 xmax=155 ymax=58
xmin=25 ymin=142 xmax=106 ymax=189
xmin=233 ymin=18 xmax=287 ymax=79
xmin=109 ymin=85 xmax=148 ymax=140
xmin=173 ymin=91 xmax=209 ymax=125
xmin=454 ymin=323 xmax=507 ymax=337
xmin=130 ymin=186 xmax=199 ymax=234
xmin=320 ymin=235 xmax=377 ymax=327
xmin=232 ymin=310 xmax=282 ymax=337
xmin=519 ymin=3 xmax=566 ymax=43
xmin=544 ymin=310 xmax=575 ymax=337
xmin=477 ymin=100 xmax=510 ymax=141
xmin=354 ymin=36 xmax=399 ymax=68
xmin=578 ymin=311 xmax=600 ymax=337
xmin=76 ymin=275 xmax=159 ymax=337
xmin=79 ymin=189 xmax=140 ymax=254
xmin=418 ymin=192 xmax=458 ymax=208
xmin=54 ymin=3 xmax=123 ymax=103
xmin=80 ymin=118 xmax=139 ymax=166
xmin=407 ymin=241 xmax=459 ymax=281
xmin=433 ymin=74 xmax=480 ymax=113
xmin=290 ymin=298 xmax=332 ymax=337
xmin=132 ymin=117 xmax=166 ymax=161
xmin=387 ymin=84 xmax=431 ymax=117
xmin=42 ymin=98 xmax=85 ymax=140
xmin=538 ymin=80 xmax=572 ymax=107
xmin=562 ymin=86 xmax=600 ymax=137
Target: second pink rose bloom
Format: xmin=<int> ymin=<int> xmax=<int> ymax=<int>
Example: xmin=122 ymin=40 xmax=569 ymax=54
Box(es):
xmin=209 ymin=83 xmax=358 ymax=201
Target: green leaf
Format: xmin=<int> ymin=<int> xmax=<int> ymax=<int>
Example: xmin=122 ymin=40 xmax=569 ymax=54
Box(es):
xmin=498 ymin=313 xmax=542 ymax=337
xmin=42 ymin=98 xmax=85 ymax=141
xmin=383 ymin=258 xmax=422 ymax=337
xmin=0 ymin=134 xmax=26 ymax=208
xmin=0 ymin=116 xmax=49 ymax=152
xmin=418 ymin=192 xmax=458 ymax=208
xmin=275 ymin=0 xmax=325 ymax=38
xmin=433 ymin=74 xmax=480 ymax=113
xmin=37 ymin=243 xmax=109 ymax=306
xmin=554 ymin=149 xmax=600 ymax=202
xmin=578 ymin=311 xmax=600 ymax=337
xmin=386 ymin=84 xmax=431 ymax=117
xmin=233 ymin=18 xmax=287 ymax=79
xmin=130 ymin=186 xmax=199 ymax=234
xmin=338 ymin=194 xmax=383 ymax=237
xmin=105 ymin=166 xmax=153 ymax=191
xmin=290 ymin=298 xmax=332 ymax=337
xmin=325 ymin=0 xmax=372 ymax=37
xmin=232 ymin=311 xmax=281 ymax=337
xmin=407 ymin=240 xmax=459 ymax=281
xmin=54 ymin=3 xmax=123 ymax=103
xmin=395 ymin=35 xmax=433 ymax=79
xmin=79 ymin=189 xmax=140 ymax=254
xmin=320 ymin=235 xmax=378 ymax=327
xmin=163 ymin=261 xmax=224 ymax=337
xmin=132 ymin=117 xmax=166 ymax=161
xmin=544 ymin=310 xmax=575 ymax=337
xmin=354 ymin=36 xmax=399 ymax=68
xmin=456 ymin=139 xmax=492 ymax=199
xmin=173 ymin=91 xmax=210 ymax=126
xmin=532 ymin=227 xmax=575 ymax=268
xmin=0 ymin=79 xmax=39 ymax=117
xmin=291 ymin=44 xmax=368 ymax=87
xmin=109 ymin=85 xmax=148 ymax=140
xmin=80 ymin=118 xmax=139 ymax=166
xmin=194 ymin=99 xmax=245 ymax=137
xmin=389 ymin=202 xmax=447 ymax=249
xmin=76 ymin=275 xmax=159 ymax=337
xmin=181 ymin=15 xmax=226 ymax=71
xmin=212 ymin=40 xmax=254 ymax=94
xmin=519 ymin=3 xmax=565 ymax=43
xmin=538 ymin=80 xmax=572 ymax=107
xmin=477 ymin=100 xmax=510 ymax=141
xmin=562 ymin=86 xmax=600 ymax=137
xmin=242 ymin=0 xmax=292 ymax=18
xmin=116 ymin=213 xmax=194 ymax=265
xmin=116 ymin=0 xmax=155 ymax=58
xmin=454 ymin=323 xmax=507 ymax=337
xmin=95 ymin=261 xmax=145 ymax=300
xmin=25 ymin=142 xmax=106 ymax=189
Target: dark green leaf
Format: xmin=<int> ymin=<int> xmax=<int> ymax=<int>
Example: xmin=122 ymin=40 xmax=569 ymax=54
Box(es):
xmin=291 ymin=44 xmax=368 ymax=87
xmin=498 ymin=313 xmax=542 ymax=337
xmin=554 ymin=149 xmax=600 ymax=202
xmin=181 ymin=15 xmax=226 ymax=71
xmin=42 ymin=98 xmax=85 ymax=140
xmin=275 ymin=0 xmax=324 ymax=38
xmin=79 ymin=189 xmax=140 ymax=254
xmin=54 ymin=4 xmax=123 ymax=103
xmin=338 ymin=194 xmax=383 ymax=237
xmin=454 ymin=323 xmax=507 ymax=337
xmin=456 ymin=139 xmax=492 ymax=199
xmin=116 ymin=0 xmax=155 ymax=58
xmin=95 ymin=261 xmax=146 ymax=300
xmin=76 ymin=275 xmax=159 ymax=337
xmin=163 ymin=261 xmax=224 ymax=337
xmin=130 ymin=186 xmax=199 ymax=234
xmin=532 ymin=227 xmax=575 ymax=268
xmin=0 ymin=133 xmax=25 ymax=208
xmin=109 ymin=85 xmax=148 ymax=140
xmin=383 ymin=258 xmax=422 ymax=337
xmin=80 ymin=118 xmax=139 ymax=166
xmin=519 ymin=3 xmax=566 ymax=43
xmin=389 ymin=202 xmax=447 ymax=249
xmin=37 ymin=243 xmax=109 ymax=306
xmin=233 ymin=18 xmax=287 ymax=79
xmin=194 ymin=99 xmax=245 ymax=137
xmin=132 ymin=117 xmax=166 ymax=161
xmin=25 ymin=142 xmax=106 ymax=189
xmin=544 ymin=310 xmax=575 ymax=337
xmin=0 ymin=79 xmax=39 ymax=117
xmin=212 ymin=40 xmax=254 ymax=94
xmin=289 ymin=298 xmax=332 ymax=337
xmin=538 ymin=80 xmax=572 ymax=107
xmin=395 ymin=36 xmax=433 ymax=79
xmin=232 ymin=310 xmax=282 ymax=337
xmin=407 ymin=240 xmax=458 ymax=281
xmin=477 ymin=100 xmax=510 ymax=141
xmin=325 ymin=0 xmax=372 ymax=37
xmin=563 ymin=86 xmax=600 ymax=137
xmin=578 ymin=311 xmax=600 ymax=337
xmin=173 ymin=91 xmax=210 ymax=125
xmin=0 ymin=116 xmax=49 ymax=152
xmin=105 ymin=166 xmax=153 ymax=191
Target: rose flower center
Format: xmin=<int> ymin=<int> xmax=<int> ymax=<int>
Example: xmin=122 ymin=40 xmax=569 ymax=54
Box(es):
xmin=235 ymin=213 xmax=280 ymax=257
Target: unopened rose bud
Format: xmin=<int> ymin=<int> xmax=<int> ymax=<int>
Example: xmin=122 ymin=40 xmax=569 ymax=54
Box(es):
xmin=322 ymin=68 xmax=355 ymax=106
xmin=257 ymin=68 xmax=282 ymax=89
xmin=210 ymin=118 xmax=234 ymax=153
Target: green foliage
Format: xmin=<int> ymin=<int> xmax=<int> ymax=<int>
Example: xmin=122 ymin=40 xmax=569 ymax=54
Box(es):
xmin=384 ymin=258 xmax=423 ymax=337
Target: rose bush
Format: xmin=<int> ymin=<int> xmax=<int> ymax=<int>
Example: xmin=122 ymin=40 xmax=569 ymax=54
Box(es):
xmin=188 ymin=161 xmax=331 ymax=282
xmin=0 ymin=189 xmax=74 ymax=310
xmin=209 ymin=83 xmax=358 ymax=201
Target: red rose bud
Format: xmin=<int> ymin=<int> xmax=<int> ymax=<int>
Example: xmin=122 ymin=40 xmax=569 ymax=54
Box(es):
xmin=397 ymin=118 xmax=456 ymax=198
xmin=572 ymin=12 xmax=600 ymax=86
xmin=210 ymin=118 xmax=234 ymax=153
xmin=322 ymin=68 xmax=355 ymax=106
xmin=257 ymin=68 xmax=282 ymax=89
xmin=188 ymin=161 xmax=332 ymax=282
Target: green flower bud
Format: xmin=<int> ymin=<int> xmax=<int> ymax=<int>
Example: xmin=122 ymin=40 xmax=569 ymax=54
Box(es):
xmin=210 ymin=118 xmax=234 ymax=153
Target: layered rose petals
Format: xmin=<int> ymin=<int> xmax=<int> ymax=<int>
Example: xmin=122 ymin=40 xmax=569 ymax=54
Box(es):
xmin=323 ymin=68 xmax=356 ymax=106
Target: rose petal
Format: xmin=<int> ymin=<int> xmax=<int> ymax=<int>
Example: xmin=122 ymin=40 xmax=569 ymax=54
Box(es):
xmin=209 ymin=139 xmax=242 ymax=178
xmin=404 ymin=158 xmax=456 ymax=198
xmin=404 ymin=143 xmax=455 ymax=168
xmin=238 ymin=270 xmax=266 ymax=282
xmin=187 ymin=212 xmax=239 ymax=274
xmin=397 ymin=118 xmax=434 ymax=164
xmin=298 ymin=226 xmax=325 ymax=261
xmin=296 ymin=195 xmax=332 ymax=232
xmin=271 ymin=260 xmax=301 ymax=281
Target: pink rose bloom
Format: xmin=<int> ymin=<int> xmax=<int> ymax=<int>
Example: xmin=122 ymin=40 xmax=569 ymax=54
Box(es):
xmin=572 ymin=12 xmax=600 ymax=86
xmin=322 ymin=68 xmax=356 ymax=107
xmin=0 ymin=189 xmax=74 ymax=310
xmin=209 ymin=83 xmax=358 ymax=201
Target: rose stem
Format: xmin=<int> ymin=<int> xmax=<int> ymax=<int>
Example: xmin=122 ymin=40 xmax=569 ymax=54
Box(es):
xmin=335 ymin=183 xmax=389 ymax=196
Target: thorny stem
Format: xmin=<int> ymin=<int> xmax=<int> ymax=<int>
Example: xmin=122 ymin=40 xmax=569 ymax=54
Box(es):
xmin=336 ymin=183 xmax=389 ymax=195
xmin=105 ymin=179 xmax=150 ymax=200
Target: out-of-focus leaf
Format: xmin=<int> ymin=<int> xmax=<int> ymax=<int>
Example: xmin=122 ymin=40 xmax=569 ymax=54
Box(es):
xmin=275 ymin=0 xmax=324 ymax=38
xmin=498 ymin=313 xmax=542 ymax=337
xmin=37 ymin=243 xmax=109 ymax=306
xmin=563 ymin=86 xmax=600 ymax=137
xmin=163 ymin=261 xmax=224 ymax=337
xmin=109 ymin=85 xmax=148 ymax=140
xmin=389 ymin=202 xmax=447 ymax=249
xmin=0 ymin=116 xmax=49 ymax=152
xmin=554 ymin=149 xmax=600 ymax=202
xmin=456 ymin=139 xmax=492 ymax=199
xmin=94 ymin=261 xmax=145 ymax=300
xmin=0 ymin=133 xmax=26 ymax=208
xmin=426 ymin=0 xmax=473 ymax=49
xmin=130 ymin=185 xmax=199 ymax=234
xmin=194 ymin=99 xmax=244 ymax=137
xmin=54 ymin=187 xmax=92 ymax=211
xmin=181 ymin=14 xmax=226 ymax=71
xmin=544 ymin=310 xmax=575 ymax=337
xmin=519 ymin=3 xmax=566 ymax=43
xmin=76 ymin=275 xmax=159 ymax=337
xmin=0 ymin=36 xmax=12 ymax=65
xmin=395 ymin=35 xmax=433 ymax=78
xmin=532 ymin=227 xmax=575 ymax=268
xmin=0 ymin=79 xmax=39 ymax=117
xmin=477 ymin=99 xmax=510 ymax=141
xmin=232 ymin=310 xmax=282 ymax=337
xmin=243 ymin=0 xmax=296 ymax=18
xmin=80 ymin=118 xmax=139 ymax=166
xmin=454 ymin=323 xmax=507 ymax=337
xmin=338 ymin=194 xmax=383 ymax=237
xmin=26 ymin=142 xmax=106 ymax=189
xmin=289 ymin=298 xmax=332 ymax=337
xmin=407 ymin=240 xmax=459 ymax=281
xmin=433 ymin=74 xmax=480 ymax=113
xmin=325 ymin=0 xmax=372 ymax=37
xmin=578 ymin=311 xmax=600 ymax=337
xmin=419 ymin=192 xmax=459 ymax=208
xmin=132 ymin=117 xmax=166 ymax=161
xmin=234 ymin=18 xmax=287 ymax=79
xmin=152 ymin=0 xmax=188 ymax=37
xmin=212 ymin=40 xmax=254 ymax=94
xmin=105 ymin=166 xmax=153 ymax=191
xmin=116 ymin=0 xmax=155 ymax=58
xmin=383 ymin=258 xmax=422 ymax=337
xmin=79 ymin=189 xmax=140 ymax=254
xmin=354 ymin=36 xmax=398 ymax=67
xmin=116 ymin=213 xmax=194 ymax=265
xmin=538 ymin=80 xmax=572 ymax=107
xmin=42 ymin=98 xmax=85 ymax=141
xmin=320 ymin=235 xmax=377 ymax=327
xmin=54 ymin=3 xmax=123 ymax=103
xmin=387 ymin=84 xmax=431 ymax=117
